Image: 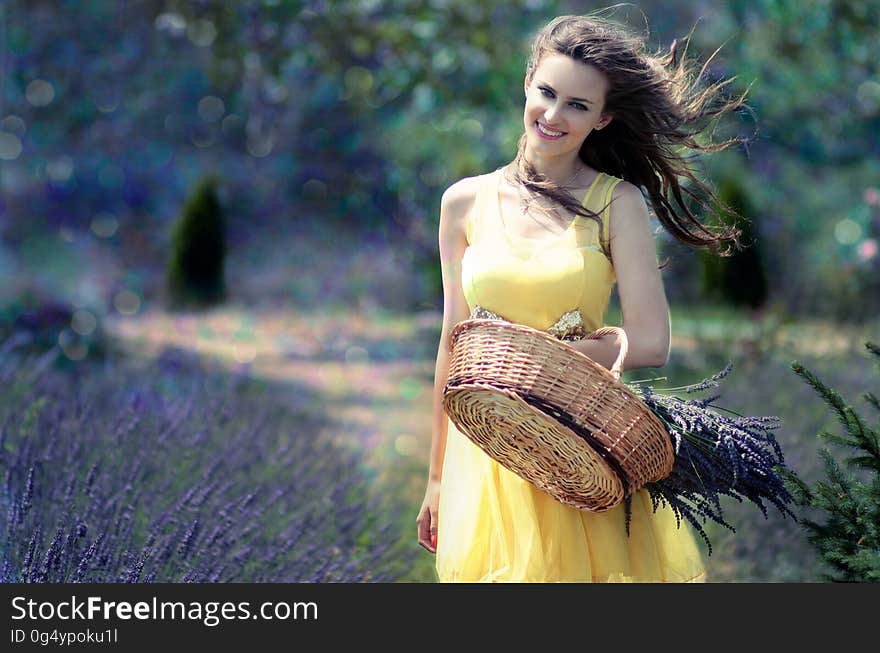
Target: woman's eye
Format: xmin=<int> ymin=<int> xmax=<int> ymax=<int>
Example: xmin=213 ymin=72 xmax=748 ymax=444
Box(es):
xmin=538 ymin=87 xmax=587 ymax=111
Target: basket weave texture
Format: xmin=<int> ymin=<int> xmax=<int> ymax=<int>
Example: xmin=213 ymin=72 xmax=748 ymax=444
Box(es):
xmin=442 ymin=318 xmax=674 ymax=512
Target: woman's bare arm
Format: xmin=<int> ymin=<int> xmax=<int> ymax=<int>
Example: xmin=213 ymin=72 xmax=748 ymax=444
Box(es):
xmin=417 ymin=177 xmax=479 ymax=553
xmin=571 ymin=181 xmax=671 ymax=371
xmin=427 ymin=176 xmax=480 ymax=482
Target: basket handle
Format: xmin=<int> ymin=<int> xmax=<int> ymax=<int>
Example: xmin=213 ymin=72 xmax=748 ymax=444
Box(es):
xmin=586 ymin=326 xmax=628 ymax=381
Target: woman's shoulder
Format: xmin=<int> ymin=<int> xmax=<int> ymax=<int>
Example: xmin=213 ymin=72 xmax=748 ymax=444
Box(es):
xmin=608 ymin=177 xmax=646 ymax=202
xmin=439 ymin=170 xmax=497 ymax=230
xmin=607 ymin=177 xmax=651 ymax=237
xmin=602 ymin=174 xmax=643 ymax=211
xmin=441 ymin=170 xmax=495 ymax=210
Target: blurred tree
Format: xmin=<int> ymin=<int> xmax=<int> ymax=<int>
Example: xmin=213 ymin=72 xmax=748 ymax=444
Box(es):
xmin=166 ymin=175 xmax=227 ymax=310
xmin=699 ymin=172 xmax=768 ymax=309
xmin=724 ymin=0 xmax=879 ymax=166
xmin=716 ymin=0 xmax=880 ymax=316
xmin=170 ymin=0 xmax=559 ymax=307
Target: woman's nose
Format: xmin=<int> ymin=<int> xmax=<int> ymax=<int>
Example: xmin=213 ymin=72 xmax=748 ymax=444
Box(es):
xmin=543 ymin=102 xmax=562 ymax=124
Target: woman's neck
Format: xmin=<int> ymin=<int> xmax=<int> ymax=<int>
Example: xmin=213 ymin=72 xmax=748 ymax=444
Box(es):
xmin=519 ymin=148 xmax=583 ymax=186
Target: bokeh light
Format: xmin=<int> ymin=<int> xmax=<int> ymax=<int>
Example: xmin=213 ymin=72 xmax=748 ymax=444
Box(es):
xmin=90 ymin=212 xmax=119 ymax=238
xmin=46 ymin=156 xmax=74 ymax=183
xmin=0 ymin=132 xmax=23 ymax=161
xmin=187 ymin=18 xmax=217 ymax=47
xmin=834 ymin=218 xmax=862 ymax=245
xmin=198 ymin=95 xmax=226 ymax=122
xmin=858 ymin=238 xmax=878 ymax=262
xmin=58 ymin=328 xmax=88 ymax=361
xmin=71 ymin=309 xmax=98 ymax=336
xmin=25 ymin=79 xmax=55 ymax=107
xmin=394 ymin=433 xmax=419 ymax=458
xmin=113 ymin=289 xmax=141 ymax=315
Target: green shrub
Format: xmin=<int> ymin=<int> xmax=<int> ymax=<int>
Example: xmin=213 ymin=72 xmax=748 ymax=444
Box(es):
xmin=700 ymin=174 xmax=768 ymax=310
xmin=0 ymin=281 xmax=109 ymax=367
xmin=781 ymin=342 xmax=880 ymax=581
xmin=166 ymin=175 xmax=227 ymax=310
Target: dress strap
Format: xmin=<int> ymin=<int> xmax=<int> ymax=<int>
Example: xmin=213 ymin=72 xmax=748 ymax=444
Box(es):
xmin=580 ymin=172 xmax=623 ymax=254
xmin=600 ymin=175 xmax=623 ymax=251
xmin=579 ymin=172 xmax=604 ymax=212
xmin=465 ymin=172 xmax=491 ymax=246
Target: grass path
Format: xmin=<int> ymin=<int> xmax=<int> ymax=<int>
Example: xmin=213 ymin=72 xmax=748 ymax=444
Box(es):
xmin=104 ymin=305 xmax=437 ymax=472
xmin=103 ymin=302 xmax=867 ymax=470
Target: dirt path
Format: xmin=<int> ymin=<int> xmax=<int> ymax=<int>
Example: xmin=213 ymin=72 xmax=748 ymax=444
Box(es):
xmin=104 ymin=305 xmax=440 ymax=481
xmin=104 ymin=304 xmax=866 ymax=479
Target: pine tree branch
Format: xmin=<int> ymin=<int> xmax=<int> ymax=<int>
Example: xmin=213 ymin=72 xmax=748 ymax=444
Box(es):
xmin=791 ymin=361 xmax=851 ymax=427
xmin=791 ymin=350 xmax=880 ymax=582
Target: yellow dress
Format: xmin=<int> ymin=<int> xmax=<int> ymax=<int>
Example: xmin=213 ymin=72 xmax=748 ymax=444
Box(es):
xmin=436 ymin=168 xmax=708 ymax=583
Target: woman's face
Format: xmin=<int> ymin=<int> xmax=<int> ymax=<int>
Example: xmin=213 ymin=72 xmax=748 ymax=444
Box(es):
xmin=523 ymin=52 xmax=613 ymax=156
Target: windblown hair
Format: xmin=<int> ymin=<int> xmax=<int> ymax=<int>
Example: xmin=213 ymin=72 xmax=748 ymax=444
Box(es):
xmin=508 ymin=13 xmax=753 ymax=259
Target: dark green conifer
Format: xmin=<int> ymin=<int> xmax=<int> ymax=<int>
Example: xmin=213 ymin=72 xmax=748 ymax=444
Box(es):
xmin=166 ymin=175 xmax=227 ymax=310
xmin=781 ymin=342 xmax=880 ymax=581
xmin=700 ymin=174 xmax=768 ymax=310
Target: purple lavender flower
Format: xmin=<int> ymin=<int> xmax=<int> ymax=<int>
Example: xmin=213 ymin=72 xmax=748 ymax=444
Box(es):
xmin=627 ymin=362 xmax=800 ymax=556
xmin=0 ymin=349 xmax=415 ymax=583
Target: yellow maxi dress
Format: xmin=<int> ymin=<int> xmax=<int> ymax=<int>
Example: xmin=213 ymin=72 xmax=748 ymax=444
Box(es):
xmin=436 ymin=168 xmax=708 ymax=583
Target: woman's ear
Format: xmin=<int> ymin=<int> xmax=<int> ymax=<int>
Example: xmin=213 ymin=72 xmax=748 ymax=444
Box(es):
xmin=596 ymin=114 xmax=613 ymax=130
xmin=524 ymin=71 xmax=536 ymax=98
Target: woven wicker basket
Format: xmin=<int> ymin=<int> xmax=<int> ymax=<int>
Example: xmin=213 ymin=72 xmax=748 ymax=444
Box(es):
xmin=442 ymin=319 xmax=674 ymax=512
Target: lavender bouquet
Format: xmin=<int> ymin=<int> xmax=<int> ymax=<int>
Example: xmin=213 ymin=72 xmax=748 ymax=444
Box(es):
xmin=622 ymin=362 xmax=799 ymax=555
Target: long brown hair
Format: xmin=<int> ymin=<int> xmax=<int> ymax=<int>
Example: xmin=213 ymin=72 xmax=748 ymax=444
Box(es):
xmin=507 ymin=13 xmax=753 ymax=260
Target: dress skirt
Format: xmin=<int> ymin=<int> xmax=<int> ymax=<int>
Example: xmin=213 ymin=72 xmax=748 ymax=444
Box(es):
xmin=436 ymin=417 xmax=708 ymax=583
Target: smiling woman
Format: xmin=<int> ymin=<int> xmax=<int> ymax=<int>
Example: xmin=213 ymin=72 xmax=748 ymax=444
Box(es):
xmin=416 ymin=12 xmax=752 ymax=583
xmin=525 ymin=54 xmax=612 ymax=153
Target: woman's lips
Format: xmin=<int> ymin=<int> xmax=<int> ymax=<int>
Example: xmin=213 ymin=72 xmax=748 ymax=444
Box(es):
xmin=535 ymin=120 xmax=566 ymax=140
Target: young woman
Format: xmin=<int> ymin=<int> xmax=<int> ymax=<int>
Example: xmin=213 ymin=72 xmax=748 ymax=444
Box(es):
xmin=417 ymin=13 xmax=748 ymax=582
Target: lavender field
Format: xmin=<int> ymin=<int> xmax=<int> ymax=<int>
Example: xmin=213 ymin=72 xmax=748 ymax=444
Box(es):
xmin=0 ymin=322 xmax=419 ymax=582
xmin=4 ymin=220 xmax=876 ymax=583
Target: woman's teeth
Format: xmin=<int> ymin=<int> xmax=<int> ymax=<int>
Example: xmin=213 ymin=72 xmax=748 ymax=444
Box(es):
xmin=536 ymin=122 xmax=564 ymax=138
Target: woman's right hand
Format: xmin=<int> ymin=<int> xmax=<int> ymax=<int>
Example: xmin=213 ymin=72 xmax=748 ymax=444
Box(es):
xmin=416 ymin=479 xmax=441 ymax=554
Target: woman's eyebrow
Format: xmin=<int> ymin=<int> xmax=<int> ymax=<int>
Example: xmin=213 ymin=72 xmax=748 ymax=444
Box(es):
xmin=538 ymin=81 xmax=594 ymax=104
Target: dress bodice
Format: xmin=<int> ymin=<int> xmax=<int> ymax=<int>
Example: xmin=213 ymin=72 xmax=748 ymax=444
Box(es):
xmin=461 ymin=168 xmax=622 ymax=334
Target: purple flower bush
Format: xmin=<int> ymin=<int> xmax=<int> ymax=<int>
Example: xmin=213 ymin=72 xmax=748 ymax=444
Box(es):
xmin=627 ymin=363 xmax=800 ymax=555
xmin=0 ymin=344 xmax=415 ymax=583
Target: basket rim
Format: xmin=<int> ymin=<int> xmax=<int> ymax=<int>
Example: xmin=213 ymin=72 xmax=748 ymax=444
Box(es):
xmin=450 ymin=317 xmax=637 ymax=401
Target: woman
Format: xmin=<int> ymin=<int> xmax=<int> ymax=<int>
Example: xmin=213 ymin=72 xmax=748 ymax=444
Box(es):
xmin=417 ymin=13 xmax=749 ymax=582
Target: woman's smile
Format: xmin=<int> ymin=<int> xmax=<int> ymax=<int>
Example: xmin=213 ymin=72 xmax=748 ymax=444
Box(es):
xmin=535 ymin=120 xmax=566 ymax=139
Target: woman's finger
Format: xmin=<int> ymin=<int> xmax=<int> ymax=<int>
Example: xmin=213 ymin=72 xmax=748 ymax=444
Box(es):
xmin=428 ymin=509 xmax=438 ymax=552
xmin=416 ymin=510 xmax=433 ymax=552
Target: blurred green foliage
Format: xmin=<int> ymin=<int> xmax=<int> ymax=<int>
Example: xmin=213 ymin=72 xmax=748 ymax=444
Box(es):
xmin=1 ymin=0 xmax=878 ymax=316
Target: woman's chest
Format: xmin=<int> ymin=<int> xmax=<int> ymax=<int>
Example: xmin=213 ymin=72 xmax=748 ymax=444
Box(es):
xmin=460 ymin=242 xmax=614 ymax=303
xmin=460 ymin=244 xmax=614 ymax=330
xmin=463 ymin=243 xmax=588 ymax=283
